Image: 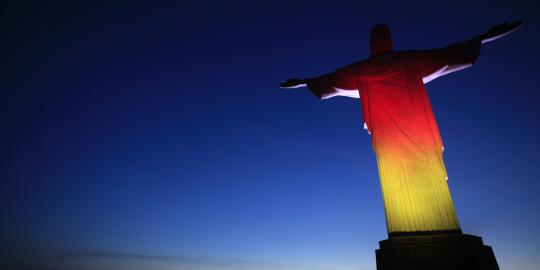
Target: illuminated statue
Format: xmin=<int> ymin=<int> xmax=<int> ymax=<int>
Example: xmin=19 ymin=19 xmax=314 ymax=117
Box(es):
xmin=281 ymin=21 xmax=521 ymax=237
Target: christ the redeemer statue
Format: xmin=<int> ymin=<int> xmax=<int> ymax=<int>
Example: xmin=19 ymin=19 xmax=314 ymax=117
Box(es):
xmin=281 ymin=22 xmax=521 ymax=238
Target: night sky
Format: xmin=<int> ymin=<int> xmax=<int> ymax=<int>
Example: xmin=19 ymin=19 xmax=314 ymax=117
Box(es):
xmin=2 ymin=1 xmax=540 ymax=270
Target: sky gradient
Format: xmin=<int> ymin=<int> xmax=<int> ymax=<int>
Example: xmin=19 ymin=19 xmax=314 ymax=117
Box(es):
xmin=2 ymin=1 xmax=540 ymax=269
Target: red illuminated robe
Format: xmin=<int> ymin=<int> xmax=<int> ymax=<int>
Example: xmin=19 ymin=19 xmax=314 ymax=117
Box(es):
xmin=306 ymin=38 xmax=481 ymax=235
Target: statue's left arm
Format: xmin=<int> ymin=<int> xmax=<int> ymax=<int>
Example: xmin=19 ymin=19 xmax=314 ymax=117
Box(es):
xmin=418 ymin=20 xmax=522 ymax=84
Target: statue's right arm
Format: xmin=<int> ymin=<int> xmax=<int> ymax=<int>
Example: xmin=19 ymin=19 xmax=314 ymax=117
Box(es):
xmin=280 ymin=78 xmax=306 ymax=89
xmin=280 ymin=70 xmax=359 ymax=99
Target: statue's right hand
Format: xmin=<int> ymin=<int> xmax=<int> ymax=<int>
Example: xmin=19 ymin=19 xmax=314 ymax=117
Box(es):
xmin=280 ymin=78 xmax=306 ymax=89
xmin=481 ymin=20 xmax=522 ymax=44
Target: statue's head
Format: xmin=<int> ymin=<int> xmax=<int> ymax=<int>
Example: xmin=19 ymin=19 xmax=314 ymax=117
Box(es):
xmin=370 ymin=24 xmax=393 ymax=56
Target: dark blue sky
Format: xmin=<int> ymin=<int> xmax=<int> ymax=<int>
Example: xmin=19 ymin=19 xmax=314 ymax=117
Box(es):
xmin=2 ymin=1 xmax=539 ymax=269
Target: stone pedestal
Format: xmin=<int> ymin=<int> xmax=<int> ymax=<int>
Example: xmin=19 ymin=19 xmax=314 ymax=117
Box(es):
xmin=375 ymin=234 xmax=499 ymax=270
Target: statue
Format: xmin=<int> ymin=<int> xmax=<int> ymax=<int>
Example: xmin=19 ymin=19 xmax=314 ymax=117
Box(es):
xmin=281 ymin=21 xmax=521 ymax=269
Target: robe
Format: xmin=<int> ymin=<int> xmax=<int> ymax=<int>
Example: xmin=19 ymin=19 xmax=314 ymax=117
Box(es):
xmin=306 ymin=38 xmax=481 ymax=236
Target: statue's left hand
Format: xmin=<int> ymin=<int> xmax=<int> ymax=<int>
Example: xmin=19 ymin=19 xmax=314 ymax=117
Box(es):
xmin=280 ymin=78 xmax=306 ymax=89
xmin=481 ymin=20 xmax=522 ymax=44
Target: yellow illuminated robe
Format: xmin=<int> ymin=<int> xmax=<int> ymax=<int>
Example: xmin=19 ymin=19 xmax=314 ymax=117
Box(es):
xmin=306 ymin=38 xmax=481 ymax=236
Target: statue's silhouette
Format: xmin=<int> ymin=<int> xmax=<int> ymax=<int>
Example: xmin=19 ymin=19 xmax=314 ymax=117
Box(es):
xmin=281 ymin=21 xmax=521 ymax=270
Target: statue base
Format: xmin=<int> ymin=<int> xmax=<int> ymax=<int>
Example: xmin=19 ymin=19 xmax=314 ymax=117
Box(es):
xmin=375 ymin=234 xmax=499 ymax=270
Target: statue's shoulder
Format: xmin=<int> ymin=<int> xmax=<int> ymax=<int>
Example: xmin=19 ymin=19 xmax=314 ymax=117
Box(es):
xmin=397 ymin=49 xmax=433 ymax=60
xmin=335 ymin=58 xmax=370 ymax=74
xmin=386 ymin=50 xmax=426 ymax=66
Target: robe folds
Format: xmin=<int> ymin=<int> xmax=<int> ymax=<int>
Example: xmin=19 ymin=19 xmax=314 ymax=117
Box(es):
xmin=306 ymin=38 xmax=481 ymax=235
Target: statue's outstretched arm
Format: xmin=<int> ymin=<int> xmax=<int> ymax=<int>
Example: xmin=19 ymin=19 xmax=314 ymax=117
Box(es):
xmin=280 ymin=78 xmax=306 ymax=89
xmin=418 ymin=20 xmax=522 ymax=84
xmin=280 ymin=65 xmax=359 ymax=100
xmin=479 ymin=20 xmax=522 ymax=44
